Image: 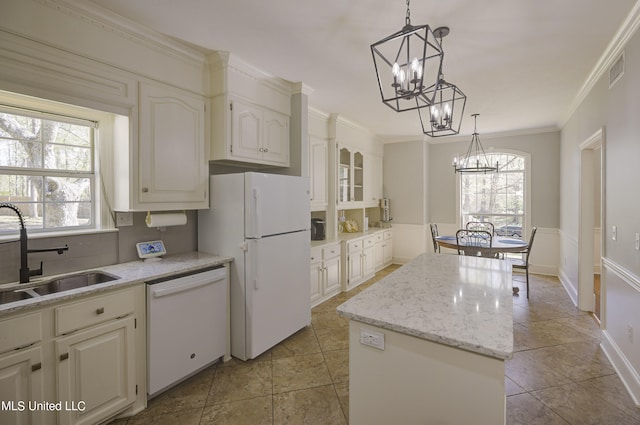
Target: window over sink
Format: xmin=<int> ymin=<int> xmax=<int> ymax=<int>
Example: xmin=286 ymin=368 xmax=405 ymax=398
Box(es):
xmin=0 ymin=92 xmax=119 ymax=235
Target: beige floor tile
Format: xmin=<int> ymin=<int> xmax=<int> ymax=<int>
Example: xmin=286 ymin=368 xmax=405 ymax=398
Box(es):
xmin=273 ymin=352 xmax=332 ymax=393
xmin=534 ymin=339 xmax=614 ymax=382
xmin=140 ymin=365 xmax=216 ymax=417
xmin=513 ymin=319 xmax=596 ymax=351
xmin=314 ymin=325 xmax=349 ymax=352
xmin=126 ymin=408 xmax=203 ymax=425
xmin=324 ymin=349 xmax=349 ymax=384
xmin=579 ymin=374 xmax=640 ymax=421
xmin=271 ymin=326 xmax=321 ymax=359
xmin=506 ymin=393 xmax=569 ymax=425
xmin=207 ymin=360 xmax=272 ymax=405
xmin=506 ymin=350 xmax=574 ymax=392
xmin=333 ymin=381 xmax=350 ymax=422
xmin=513 ymin=299 xmax=581 ymax=323
xmin=200 ymin=396 xmax=272 ymax=425
xmin=505 ymin=375 xmax=526 ymax=396
xmin=273 ymin=385 xmax=346 ymax=425
xmin=554 ymin=315 xmax=602 ymax=340
xmin=311 ymin=308 xmax=349 ymax=330
xmin=532 ymin=382 xmax=640 ymax=425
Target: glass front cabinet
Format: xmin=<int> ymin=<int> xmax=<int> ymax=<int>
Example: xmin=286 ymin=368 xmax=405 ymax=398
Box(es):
xmin=338 ymin=146 xmax=364 ymax=206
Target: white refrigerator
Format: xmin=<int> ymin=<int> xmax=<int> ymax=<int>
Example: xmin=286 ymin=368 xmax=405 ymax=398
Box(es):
xmin=198 ymin=172 xmax=311 ymax=360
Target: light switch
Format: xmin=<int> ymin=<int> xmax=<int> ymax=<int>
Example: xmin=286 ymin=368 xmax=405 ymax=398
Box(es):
xmin=635 ymin=233 xmax=640 ymax=251
xmin=612 ymin=225 xmax=617 ymax=241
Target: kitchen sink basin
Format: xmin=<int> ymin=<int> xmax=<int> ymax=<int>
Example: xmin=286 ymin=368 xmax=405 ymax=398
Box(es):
xmin=0 ymin=289 xmax=34 ymax=304
xmin=32 ymin=271 xmax=119 ymax=296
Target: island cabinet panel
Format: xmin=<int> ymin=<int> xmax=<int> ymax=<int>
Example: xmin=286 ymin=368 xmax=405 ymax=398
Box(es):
xmin=348 ymin=321 xmax=506 ymax=425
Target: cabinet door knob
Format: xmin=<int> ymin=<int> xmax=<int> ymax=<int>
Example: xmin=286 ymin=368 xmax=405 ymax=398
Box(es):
xmin=96 ymin=307 xmax=105 ymax=315
xmin=31 ymin=362 xmax=42 ymax=372
xmin=60 ymin=353 xmax=69 ymax=362
xmin=142 ymin=187 xmax=149 ymax=193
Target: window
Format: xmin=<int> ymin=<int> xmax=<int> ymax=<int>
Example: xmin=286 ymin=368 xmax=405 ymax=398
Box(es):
xmin=459 ymin=152 xmax=527 ymax=240
xmin=0 ymin=108 xmax=97 ymax=233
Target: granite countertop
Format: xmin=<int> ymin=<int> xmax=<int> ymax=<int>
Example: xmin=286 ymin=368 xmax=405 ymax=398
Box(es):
xmin=337 ymin=252 xmax=514 ymax=360
xmin=0 ymin=251 xmax=233 ymax=316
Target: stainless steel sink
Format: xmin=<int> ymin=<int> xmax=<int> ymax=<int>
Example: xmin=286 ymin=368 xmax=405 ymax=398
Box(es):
xmin=0 ymin=271 xmax=120 ymax=305
xmin=0 ymin=289 xmax=34 ymax=304
xmin=32 ymin=271 xmax=119 ymax=296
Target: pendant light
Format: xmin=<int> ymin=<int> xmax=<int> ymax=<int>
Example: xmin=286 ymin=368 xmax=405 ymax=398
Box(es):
xmin=453 ymin=114 xmax=499 ymax=173
xmin=419 ymin=27 xmax=467 ymax=137
xmin=370 ymin=0 xmax=444 ymax=113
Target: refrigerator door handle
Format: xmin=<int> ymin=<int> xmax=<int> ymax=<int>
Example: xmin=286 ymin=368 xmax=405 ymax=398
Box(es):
xmin=251 ymin=188 xmax=261 ymax=238
xmin=253 ymin=240 xmax=259 ymax=290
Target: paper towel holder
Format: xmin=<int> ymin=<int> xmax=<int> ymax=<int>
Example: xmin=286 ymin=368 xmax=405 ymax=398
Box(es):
xmin=145 ymin=211 xmax=187 ymax=231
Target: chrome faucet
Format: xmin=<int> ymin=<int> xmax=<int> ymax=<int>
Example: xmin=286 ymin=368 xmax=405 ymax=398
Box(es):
xmin=0 ymin=203 xmax=69 ymax=283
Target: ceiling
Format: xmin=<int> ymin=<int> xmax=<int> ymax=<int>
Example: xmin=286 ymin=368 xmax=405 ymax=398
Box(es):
xmin=87 ymin=0 xmax=637 ymax=140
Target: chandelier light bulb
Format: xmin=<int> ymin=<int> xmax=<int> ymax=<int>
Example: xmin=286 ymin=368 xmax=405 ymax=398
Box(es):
xmin=392 ymin=62 xmax=400 ymax=77
xmin=444 ymin=103 xmax=452 ymax=121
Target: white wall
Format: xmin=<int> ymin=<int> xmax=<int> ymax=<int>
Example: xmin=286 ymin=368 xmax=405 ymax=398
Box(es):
xmin=560 ymin=16 xmax=640 ymax=405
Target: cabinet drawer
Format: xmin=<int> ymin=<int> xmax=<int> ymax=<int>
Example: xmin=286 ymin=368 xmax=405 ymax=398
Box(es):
xmin=364 ymin=236 xmax=376 ymax=248
xmin=347 ymin=239 xmax=363 ymax=253
xmin=310 ymin=246 xmax=323 ymax=263
xmin=55 ymin=289 xmax=135 ymax=335
xmin=374 ymin=232 xmax=384 ymax=243
xmin=0 ymin=312 xmax=42 ymax=353
xmin=384 ymin=230 xmax=393 ymax=240
xmin=323 ymin=243 xmax=341 ymax=260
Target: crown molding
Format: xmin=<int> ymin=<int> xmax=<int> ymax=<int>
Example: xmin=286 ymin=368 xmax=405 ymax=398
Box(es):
xmin=39 ymin=0 xmax=207 ymax=67
xmin=561 ymin=1 xmax=640 ymax=128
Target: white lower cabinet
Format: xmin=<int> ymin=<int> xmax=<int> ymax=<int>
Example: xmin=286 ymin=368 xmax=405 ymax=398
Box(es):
xmin=342 ymin=228 xmax=393 ymax=292
xmin=0 ymin=345 xmax=45 ymax=425
xmin=310 ymin=242 xmax=342 ymax=307
xmin=56 ymin=317 xmax=136 ymax=425
xmin=0 ymin=285 xmax=145 ymax=425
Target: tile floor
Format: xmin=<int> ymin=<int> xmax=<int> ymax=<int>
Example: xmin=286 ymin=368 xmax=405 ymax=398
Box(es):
xmin=112 ymin=265 xmax=640 ymax=425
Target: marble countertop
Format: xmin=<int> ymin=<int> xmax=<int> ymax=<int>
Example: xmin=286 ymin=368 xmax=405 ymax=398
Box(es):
xmin=0 ymin=251 xmax=233 ymax=316
xmin=337 ymin=252 xmax=514 ymax=360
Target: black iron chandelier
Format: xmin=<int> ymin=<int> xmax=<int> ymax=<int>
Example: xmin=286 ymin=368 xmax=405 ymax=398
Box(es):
xmin=453 ymin=114 xmax=499 ymax=173
xmin=370 ymin=0 xmax=444 ymax=113
xmin=419 ymin=27 xmax=467 ymax=137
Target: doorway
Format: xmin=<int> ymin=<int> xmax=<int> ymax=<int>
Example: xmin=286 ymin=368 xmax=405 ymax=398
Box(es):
xmin=578 ymin=128 xmax=604 ymax=316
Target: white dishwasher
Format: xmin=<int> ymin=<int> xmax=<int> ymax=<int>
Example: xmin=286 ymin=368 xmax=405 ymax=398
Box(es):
xmin=146 ymin=266 xmax=228 ymax=397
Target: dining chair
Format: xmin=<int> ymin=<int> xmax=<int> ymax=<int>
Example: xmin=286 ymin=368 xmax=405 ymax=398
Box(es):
xmin=455 ymin=229 xmax=493 ymax=257
xmin=430 ymin=223 xmax=440 ymax=253
xmin=466 ymin=221 xmax=495 ymax=235
xmin=509 ymin=227 xmax=537 ymax=299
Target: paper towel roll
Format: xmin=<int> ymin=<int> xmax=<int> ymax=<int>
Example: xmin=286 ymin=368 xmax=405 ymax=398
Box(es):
xmin=145 ymin=212 xmax=187 ymax=228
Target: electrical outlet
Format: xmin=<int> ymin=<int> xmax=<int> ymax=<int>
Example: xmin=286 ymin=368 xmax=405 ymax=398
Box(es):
xmin=360 ymin=328 xmax=385 ymax=350
xmin=628 ymin=323 xmax=634 ymax=344
xmin=116 ymin=212 xmax=134 ymax=227
xmin=635 ymin=233 xmax=640 ymax=251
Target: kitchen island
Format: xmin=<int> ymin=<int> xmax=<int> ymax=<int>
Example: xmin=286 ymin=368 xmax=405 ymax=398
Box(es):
xmin=337 ymin=252 xmax=513 ymax=425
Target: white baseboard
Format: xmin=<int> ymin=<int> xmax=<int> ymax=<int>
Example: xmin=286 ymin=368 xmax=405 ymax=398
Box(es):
xmin=601 ymin=330 xmax=640 ymax=407
xmin=558 ymin=267 xmax=579 ymax=307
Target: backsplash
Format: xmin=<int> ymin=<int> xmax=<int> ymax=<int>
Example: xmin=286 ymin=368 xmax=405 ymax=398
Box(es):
xmin=0 ymin=211 xmax=197 ymax=284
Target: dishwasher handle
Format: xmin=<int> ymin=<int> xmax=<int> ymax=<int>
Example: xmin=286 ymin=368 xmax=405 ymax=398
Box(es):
xmin=150 ymin=272 xmax=226 ymax=299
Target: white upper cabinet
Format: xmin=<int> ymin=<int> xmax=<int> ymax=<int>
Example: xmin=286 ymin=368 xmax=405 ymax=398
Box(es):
xmin=115 ymin=82 xmax=208 ymax=211
xmin=222 ymin=98 xmax=289 ymax=166
xmin=310 ymin=136 xmax=328 ymax=210
xmin=209 ymin=52 xmax=292 ymax=167
xmin=138 ymin=82 xmax=208 ymax=207
xmin=364 ymin=154 xmax=383 ymax=207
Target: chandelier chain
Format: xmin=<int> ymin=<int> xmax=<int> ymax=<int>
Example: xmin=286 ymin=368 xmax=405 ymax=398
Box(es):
xmin=405 ymin=0 xmax=411 ymax=26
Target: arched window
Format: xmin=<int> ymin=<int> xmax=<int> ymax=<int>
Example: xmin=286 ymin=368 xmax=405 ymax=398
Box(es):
xmin=458 ymin=152 xmax=529 ymax=240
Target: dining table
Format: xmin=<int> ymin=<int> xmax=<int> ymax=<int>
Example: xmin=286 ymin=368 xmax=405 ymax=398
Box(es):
xmin=435 ymin=235 xmax=529 ymax=295
xmin=435 ymin=234 xmax=528 ymax=255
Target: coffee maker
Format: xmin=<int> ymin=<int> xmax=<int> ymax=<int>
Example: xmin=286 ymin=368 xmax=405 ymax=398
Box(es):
xmin=311 ymin=218 xmax=326 ymax=240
